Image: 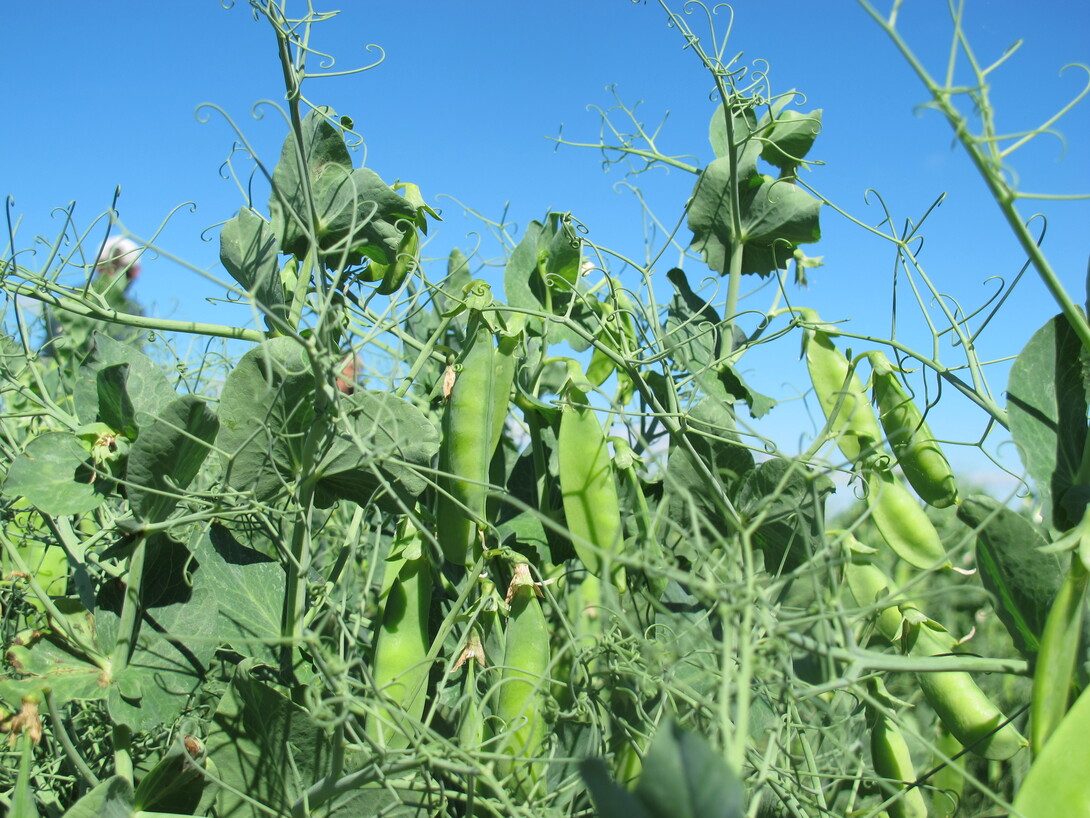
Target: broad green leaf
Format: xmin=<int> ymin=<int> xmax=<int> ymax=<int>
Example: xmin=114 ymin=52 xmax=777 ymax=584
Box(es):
xmin=957 ymin=495 xmax=1068 ymax=659
xmin=268 ymin=107 xmax=415 ymax=270
xmin=205 ymin=666 xmax=388 ymax=817
xmin=580 ymin=758 xmax=654 ymax=818
xmin=313 ymin=390 xmax=440 ymax=511
xmin=504 ymin=220 xmax=547 ymax=315
xmin=126 ymin=395 xmax=219 ymax=524
xmin=0 ymin=640 xmax=107 ymax=709
xmin=760 ymin=108 xmax=823 ymax=174
xmin=503 ymin=216 xmax=596 ymax=351
xmin=219 ymin=207 xmax=288 ymax=332
xmin=216 ymin=336 xmax=318 ymax=502
xmin=664 ymin=397 xmax=754 ymax=546
xmin=1007 ymin=313 xmax=1089 ymax=531
xmin=708 ymin=101 xmax=761 ymax=160
xmin=736 ymin=457 xmax=834 ymax=574
xmin=691 ymin=103 xmax=823 ymax=282
xmin=96 ymin=363 xmax=138 ymax=440
xmin=1013 ymin=686 xmax=1090 ymax=818
xmin=95 ymin=535 xmax=219 ymax=730
xmin=133 ymin=737 xmax=212 ymax=814
xmin=689 ymin=158 xmax=822 ymax=277
xmin=194 ymin=527 xmax=285 ymax=668
xmin=634 ymin=721 xmax=744 ymax=818
xmin=1 ymin=536 xmax=218 ymax=728
xmin=2 ymin=432 xmax=106 ymax=515
xmin=60 ymin=775 xmax=135 ymax=818
xmin=75 ymin=333 xmax=177 ymax=427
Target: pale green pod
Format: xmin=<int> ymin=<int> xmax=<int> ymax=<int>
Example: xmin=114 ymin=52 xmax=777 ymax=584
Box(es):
xmin=867 ymin=466 xmax=950 ymax=569
xmin=558 ymin=384 xmax=625 ymax=589
xmin=868 ymin=351 xmax=958 ymax=509
xmin=801 ymin=311 xmax=883 ymax=464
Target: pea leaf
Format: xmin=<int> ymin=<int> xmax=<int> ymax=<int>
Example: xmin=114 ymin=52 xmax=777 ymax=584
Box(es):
xmin=1007 ymin=313 xmax=1090 ymax=531
xmin=312 ymin=390 xmax=440 ymax=511
xmin=216 ymin=337 xmax=319 ymax=502
xmin=2 ymin=432 xmax=106 ymax=515
xmin=692 ymin=103 xmax=821 ymax=278
xmin=75 ymin=333 xmax=178 ymax=427
xmin=503 ymin=214 xmax=596 ymax=351
xmin=664 ymin=397 xmax=754 ymax=546
xmin=268 ymin=107 xmax=415 ymax=270
xmin=219 ymin=207 xmax=288 ymax=332
xmin=126 ymin=395 xmax=219 ymax=524
xmin=95 ymin=363 xmax=138 ymax=440
xmin=736 ymin=456 xmax=834 ymax=574
xmin=581 ymin=720 xmax=745 ymax=818
xmin=957 ymin=494 xmax=1070 ymax=660
xmin=59 ymin=776 xmax=135 ymax=818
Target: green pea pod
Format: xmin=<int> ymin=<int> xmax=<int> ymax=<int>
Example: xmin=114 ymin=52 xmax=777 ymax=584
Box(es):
xmin=437 ymin=321 xmax=497 ymax=565
xmin=366 ymin=521 xmax=433 ymax=748
xmin=866 ymin=679 xmax=927 ymax=818
xmin=867 ymin=466 xmax=950 ymax=569
xmin=868 ymin=351 xmax=958 ymax=509
xmin=496 ymin=563 xmax=550 ymax=798
xmin=1031 ymin=557 xmax=1088 ymax=752
xmin=928 ymin=723 xmax=965 ymax=818
xmin=903 ymin=611 xmax=1027 ymax=760
xmin=848 ymin=558 xmax=1026 ymax=760
xmin=844 ymin=553 xmax=907 ymax=642
xmin=558 ymin=384 xmax=625 ymax=590
xmin=490 ymin=332 xmax=519 ymax=454
xmin=1013 ymin=684 xmax=1090 ymax=818
xmin=800 ymin=311 xmax=883 ymax=464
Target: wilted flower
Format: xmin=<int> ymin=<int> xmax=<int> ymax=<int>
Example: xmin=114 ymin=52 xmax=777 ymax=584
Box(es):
xmin=95 ymin=236 xmax=142 ymax=283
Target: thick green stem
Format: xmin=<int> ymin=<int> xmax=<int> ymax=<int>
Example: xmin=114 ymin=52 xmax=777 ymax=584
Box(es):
xmin=110 ymin=538 xmax=147 ymax=676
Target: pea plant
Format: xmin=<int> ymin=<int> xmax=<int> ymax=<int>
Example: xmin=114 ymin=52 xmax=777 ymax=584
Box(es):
xmin=1 ymin=2 xmax=1088 ymax=817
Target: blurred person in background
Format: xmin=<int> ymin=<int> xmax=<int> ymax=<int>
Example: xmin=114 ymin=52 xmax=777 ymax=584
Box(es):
xmin=44 ymin=235 xmax=146 ymax=360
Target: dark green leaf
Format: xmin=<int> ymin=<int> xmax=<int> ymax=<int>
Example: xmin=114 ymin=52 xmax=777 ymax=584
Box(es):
xmin=736 ymin=457 xmax=834 ymax=574
xmin=133 ymin=737 xmax=210 ymax=814
xmin=664 ymin=397 xmax=754 ymax=542
xmin=194 ymin=528 xmax=284 ymax=668
xmin=635 ymin=721 xmax=745 ymax=818
xmin=75 ymin=334 xmax=177 ymax=426
xmin=219 ymin=207 xmax=288 ymax=332
xmin=60 ymin=775 xmax=135 ymax=818
xmin=216 ymin=337 xmax=319 ymax=502
xmin=580 ymin=758 xmax=654 ymax=818
xmin=126 ymin=395 xmax=219 ymax=524
xmin=688 ymin=157 xmax=821 ymax=278
xmin=313 ymin=390 xmax=440 ymax=511
xmin=96 ymin=364 xmax=138 ymax=439
xmin=760 ymin=108 xmax=823 ymax=173
xmin=957 ymin=495 xmax=1069 ymax=660
xmin=268 ymin=107 xmax=414 ymax=270
xmin=2 ymin=432 xmax=106 ymax=515
xmin=1007 ymin=313 xmax=1090 ymax=530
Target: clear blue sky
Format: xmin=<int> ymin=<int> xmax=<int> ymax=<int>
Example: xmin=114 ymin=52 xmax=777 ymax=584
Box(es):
xmin=4 ymin=1 xmax=1088 ymax=498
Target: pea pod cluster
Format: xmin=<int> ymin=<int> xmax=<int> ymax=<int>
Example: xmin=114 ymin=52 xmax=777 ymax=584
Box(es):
xmin=846 ymin=555 xmax=1027 ymax=760
xmin=868 ymin=351 xmax=958 ymax=509
xmin=558 ymin=383 xmax=625 ymax=590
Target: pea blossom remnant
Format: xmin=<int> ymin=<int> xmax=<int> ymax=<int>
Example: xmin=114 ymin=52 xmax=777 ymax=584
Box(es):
xmin=95 ymin=236 xmax=143 ymax=283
